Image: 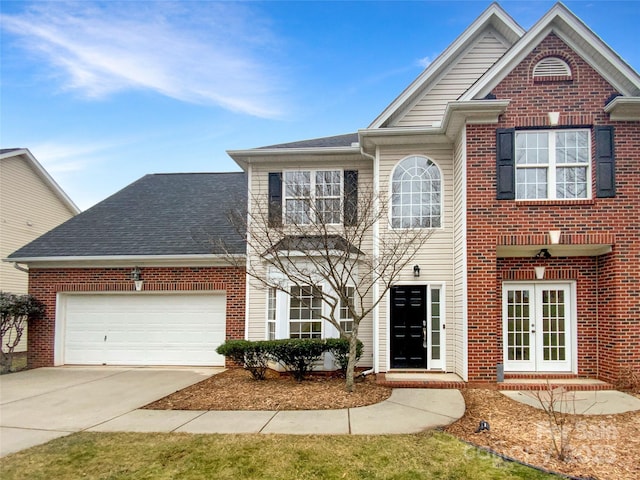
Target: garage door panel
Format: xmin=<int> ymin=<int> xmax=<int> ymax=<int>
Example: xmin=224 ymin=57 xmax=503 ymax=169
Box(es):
xmin=62 ymin=293 xmax=226 ymax=366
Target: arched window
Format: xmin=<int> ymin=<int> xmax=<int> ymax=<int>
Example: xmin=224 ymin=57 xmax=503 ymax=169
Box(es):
xmin=391 ymin=156 xmax=441 ymax=228
xmin=533 ymin=57 xmax=571 ymax=80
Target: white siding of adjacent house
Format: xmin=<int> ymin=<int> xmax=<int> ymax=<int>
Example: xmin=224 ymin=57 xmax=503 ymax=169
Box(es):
xmin=396 ymin=30 xmax=509 ymax=127
xmin=452 ymin=131 xmax=468 ymax=380
xmin=246 ymin=158 xmax=375 ymax=368
xmin=376 ymin=144 xmax=455 ymax=372
xmin=0 ymin=155 xmax=77 ymax=352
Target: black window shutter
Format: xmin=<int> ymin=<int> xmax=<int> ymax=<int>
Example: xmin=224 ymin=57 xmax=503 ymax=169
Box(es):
xmin=344 ymin=170 xmax=358 ymax=225
xmin=496 ymin=128 xmax=515 ymax=200
xmin=595 ymin=126 xmax=616 ymax=198
xmin=268 ymin=172 xmax=283 ymax=227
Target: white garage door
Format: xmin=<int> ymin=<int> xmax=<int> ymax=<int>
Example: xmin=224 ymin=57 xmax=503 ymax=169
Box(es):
xmin=61 ymin=293 xmax=226 ymax=366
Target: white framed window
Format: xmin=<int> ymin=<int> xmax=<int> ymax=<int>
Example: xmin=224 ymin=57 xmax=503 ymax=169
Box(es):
xmin=284 ymin=170 xmax=342 ymax=225
xmin=267 ymin=287 xmax=277 ymax=340
xmin=515 ymin=129 xmax=590 ymax=200
xmin=289 ymin=285 xmax=323 ymax=338
xmin=391 ymin=156 xmax=442 ymax=228
xmin=339 ymin=286 xmax=355 ymax=334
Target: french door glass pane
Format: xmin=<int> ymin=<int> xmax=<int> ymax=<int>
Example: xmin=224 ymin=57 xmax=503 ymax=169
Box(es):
xmin=506 ymin=289 xmax=530 ymax=361
xmin=542 ymin=289 xmax=566 ymax=362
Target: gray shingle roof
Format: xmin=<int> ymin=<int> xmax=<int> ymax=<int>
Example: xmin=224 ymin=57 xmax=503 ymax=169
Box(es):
xmin=9 ymin=172 xmax=247 ymax=258
xmin=258 ymin=133 xmax=358 ymax=150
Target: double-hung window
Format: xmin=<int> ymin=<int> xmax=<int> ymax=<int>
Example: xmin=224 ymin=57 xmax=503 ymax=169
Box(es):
xmin=284 ymin=170 xmax=342 ymax=224
xmin=515 ymin=129 xmax=590 ymax=200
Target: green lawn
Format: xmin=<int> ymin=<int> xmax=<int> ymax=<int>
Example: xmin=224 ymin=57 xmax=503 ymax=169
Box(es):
xmin=0 ymin=431 xmax=558 ymax=480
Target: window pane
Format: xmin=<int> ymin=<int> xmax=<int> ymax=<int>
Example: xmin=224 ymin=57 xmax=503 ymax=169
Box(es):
xmin=391 ymin=156 xmax=441 ymax=229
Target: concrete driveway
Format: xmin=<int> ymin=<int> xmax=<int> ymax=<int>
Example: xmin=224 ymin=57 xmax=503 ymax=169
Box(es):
xmin=0 ymin=366 xmax=220 ymax=457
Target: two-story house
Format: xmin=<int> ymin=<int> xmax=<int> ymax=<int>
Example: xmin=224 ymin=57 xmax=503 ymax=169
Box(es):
xmin=8 ymin=3 xmax=639 ymax=386
xmin=228 ymin=2 xmax=640 ymax=384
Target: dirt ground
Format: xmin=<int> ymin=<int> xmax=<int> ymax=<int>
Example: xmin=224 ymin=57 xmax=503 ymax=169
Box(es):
xmin=145 ymin=369 xmax=639 ymax=480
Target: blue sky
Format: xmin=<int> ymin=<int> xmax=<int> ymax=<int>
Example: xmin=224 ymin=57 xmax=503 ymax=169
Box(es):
xmin=2 ymin=1 xmax=639 ymax=210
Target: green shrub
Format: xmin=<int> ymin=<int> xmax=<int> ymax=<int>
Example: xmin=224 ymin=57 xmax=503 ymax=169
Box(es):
xmin=324 ymin=338 xmax=363 ymax=376
xmin=268 ymin=338 xmax=326 ymax=382
xmin=216 ymin=337 xmax=363 ymax=382
xmin=216 ymin=340 xmax=271 ymax=380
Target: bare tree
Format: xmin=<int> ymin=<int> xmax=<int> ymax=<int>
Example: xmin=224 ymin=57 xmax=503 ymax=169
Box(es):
xmin=0 ymin=292 xmax=44 ymax=374
xmin=210 ymin=181 xmax=433 ymax=392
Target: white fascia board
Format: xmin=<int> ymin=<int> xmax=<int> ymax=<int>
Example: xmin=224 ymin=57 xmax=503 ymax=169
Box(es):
xmin=462 ymin=4 xmax=640 ymax=101
xmin=359 ymin=99 xmax=510 ymax=153
xmin=368 ymin=3 xmax=523 ymax=129
xmin=228 ymin=146 xmax=361 ymax=171
xmin=3 ymin=254 xmax=246 ymax=268
xmin=1 ymin=148 xmax=81 ymax=214
xmin=604 ymin=97 xmax=640 ymax=121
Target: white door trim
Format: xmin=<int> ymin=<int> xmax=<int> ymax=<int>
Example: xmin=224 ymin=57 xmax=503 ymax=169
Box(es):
xmin=502 ymin=281 xmax=576 ymax=373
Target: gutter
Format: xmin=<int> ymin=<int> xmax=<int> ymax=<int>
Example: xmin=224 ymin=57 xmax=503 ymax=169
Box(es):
xmin=13 ymin=262 xmax=29 ymax=273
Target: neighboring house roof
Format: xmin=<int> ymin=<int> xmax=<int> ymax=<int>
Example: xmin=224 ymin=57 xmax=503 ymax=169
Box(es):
xmin=0 ymin=148 xmax=80 ymax=215
xmin=8 ymin=172 xmax=247 ymax=260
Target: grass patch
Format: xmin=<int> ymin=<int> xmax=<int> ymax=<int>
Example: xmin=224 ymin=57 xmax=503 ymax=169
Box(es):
xmin=0 ymin=431 xmax=559 ymax=479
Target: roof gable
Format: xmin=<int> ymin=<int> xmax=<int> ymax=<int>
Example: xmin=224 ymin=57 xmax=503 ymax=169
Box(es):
xmin=0 ymin=148 xmax=80 ymax=215
xmin=369 ymin=3 xmax=524 ymax=129
xmin=461 ymin=3 xmax=640 ymax=100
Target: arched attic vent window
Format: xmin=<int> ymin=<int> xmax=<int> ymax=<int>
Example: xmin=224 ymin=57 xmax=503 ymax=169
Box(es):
xmin=533 ymin=56 xmax=572 ymax=82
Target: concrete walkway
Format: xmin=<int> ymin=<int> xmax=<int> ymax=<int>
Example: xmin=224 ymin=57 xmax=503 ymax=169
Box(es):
xmin=501 ymin=389 xmax=640 ymax=414
xmin=89 ymin=389 xmax=466 ymax=435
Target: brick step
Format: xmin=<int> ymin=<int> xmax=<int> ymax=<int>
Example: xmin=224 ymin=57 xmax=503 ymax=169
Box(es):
xmin=377 ymin=373 xmax=614 ymax=391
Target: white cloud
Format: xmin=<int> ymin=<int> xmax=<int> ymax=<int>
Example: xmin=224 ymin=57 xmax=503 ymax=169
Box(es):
xmin=1 ymin=1 xmax=286 ymax=118
xmin=417 ymin=56 xmax=432 ymax=69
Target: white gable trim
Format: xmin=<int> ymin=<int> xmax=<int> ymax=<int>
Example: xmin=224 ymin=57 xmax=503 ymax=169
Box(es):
xmin=369 ymin=3 xmax=523 ymax=129
xmin=1 ymin=148 xmax=80 ymax=215
xmin=461 ymin=3 xmax=640 ymax=101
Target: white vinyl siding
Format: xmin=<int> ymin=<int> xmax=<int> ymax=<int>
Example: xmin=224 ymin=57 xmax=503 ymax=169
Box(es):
xmin=1 ymin=155 xmax=77 ymax=352
xmin=378 ymin=144 xmax=455 ymax=372
xmin=397 ymin=30 xmax=509 ymax=127
xmin=245 ymin=158 xmax=374 ymax=368
xmin=452 ymin=130 xmax=468 ymax=380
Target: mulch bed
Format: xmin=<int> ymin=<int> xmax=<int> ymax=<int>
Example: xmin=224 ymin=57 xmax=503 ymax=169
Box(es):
xmin=144 ymin=368 xmax=392 ymax=411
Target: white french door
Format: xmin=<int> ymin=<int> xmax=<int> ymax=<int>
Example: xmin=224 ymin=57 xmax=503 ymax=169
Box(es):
xmin=502 ymin=283 xmax=573 ymax=372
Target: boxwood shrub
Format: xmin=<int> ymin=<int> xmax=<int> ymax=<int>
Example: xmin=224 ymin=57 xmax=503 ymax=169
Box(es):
xmin=216 ymin=337 xmax=363 ymax=381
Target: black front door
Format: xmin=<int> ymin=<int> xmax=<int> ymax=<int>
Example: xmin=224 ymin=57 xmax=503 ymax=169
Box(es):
xmin=390 ymin=286 xmax=427 ymax=369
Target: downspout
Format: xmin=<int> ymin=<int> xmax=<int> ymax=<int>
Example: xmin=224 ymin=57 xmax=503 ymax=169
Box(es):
xmin=360 ymin=144 xmax=380 ymax=373
xmin=595 ymin=255 xmax=599 ymax=378
xmin=13 ymin=262 xmax=29 ymax=274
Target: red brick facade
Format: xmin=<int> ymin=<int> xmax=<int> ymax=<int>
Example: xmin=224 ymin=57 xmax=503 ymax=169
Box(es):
xmin=27 ymin=266 xmax=246 ymax=368
xmin=465 ymin=34 xmax=640 ymax=383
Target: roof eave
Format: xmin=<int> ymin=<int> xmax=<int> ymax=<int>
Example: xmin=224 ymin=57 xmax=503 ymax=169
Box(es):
xmin=4 ymin=254 xmax=246 ymax=268
xmin=228 ymin=146 xmax=362 ymax=170
xmin=603 ymin=97 xmax=640 ymax=121
xmin=360 ymin=99 xmax=510 ymax=153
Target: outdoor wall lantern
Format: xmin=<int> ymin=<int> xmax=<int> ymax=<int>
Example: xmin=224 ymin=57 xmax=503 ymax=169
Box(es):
xmin=534 ymin=248 xmax=551 ymax=259
xmin=413 ymin=265 xmax=421 ymax=277
xmin=131 ymin=267 xmax=143 ymax=291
